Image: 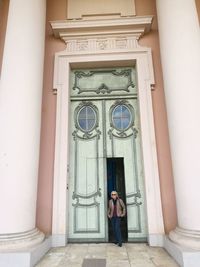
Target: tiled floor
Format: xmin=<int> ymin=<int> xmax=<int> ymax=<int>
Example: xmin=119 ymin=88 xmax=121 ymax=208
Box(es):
xmin=35 ymin=243 xmax=180 ymax=267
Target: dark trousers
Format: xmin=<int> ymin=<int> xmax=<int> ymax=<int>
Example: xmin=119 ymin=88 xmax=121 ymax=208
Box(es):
xmin=111 ymin=217 xmax=122 ymax=244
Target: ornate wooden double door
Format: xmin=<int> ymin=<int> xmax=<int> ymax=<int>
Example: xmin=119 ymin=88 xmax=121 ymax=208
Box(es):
xmin=68 ymin=67 xmax=147 ymax=242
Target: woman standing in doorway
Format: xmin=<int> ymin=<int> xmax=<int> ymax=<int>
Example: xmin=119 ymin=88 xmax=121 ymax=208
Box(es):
xmin=108 ymin=191 xmax=126 ymax=247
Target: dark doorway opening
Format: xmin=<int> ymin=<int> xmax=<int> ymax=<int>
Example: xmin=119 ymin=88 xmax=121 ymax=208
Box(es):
xmin=107 ymin=157 xmax=128 ymax=242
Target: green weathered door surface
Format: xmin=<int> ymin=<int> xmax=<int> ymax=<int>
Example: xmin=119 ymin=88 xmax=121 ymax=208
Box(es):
xmin=69 ymin=68 xmax=147 ymax=242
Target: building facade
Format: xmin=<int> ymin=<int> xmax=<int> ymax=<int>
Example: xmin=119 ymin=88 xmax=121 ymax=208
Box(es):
xmin=0 ymin=0 xmax=200 ymax=266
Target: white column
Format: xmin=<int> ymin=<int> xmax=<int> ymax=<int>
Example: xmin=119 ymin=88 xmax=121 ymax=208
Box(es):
xmin=156 ymin=0 xmax=200 ymax=249
xmin=0 ymin=0 xmax=46 ymax=250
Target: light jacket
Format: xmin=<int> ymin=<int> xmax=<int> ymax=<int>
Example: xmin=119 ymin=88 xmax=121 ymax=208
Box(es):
xmin=107 ymin=198 xmax=126 ymax=218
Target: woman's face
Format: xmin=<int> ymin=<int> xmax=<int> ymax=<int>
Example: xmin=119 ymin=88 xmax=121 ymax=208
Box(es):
xmin=111 ymin=192 xmax=117 ymax=199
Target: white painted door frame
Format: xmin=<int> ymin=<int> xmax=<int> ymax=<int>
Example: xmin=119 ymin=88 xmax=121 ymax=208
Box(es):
xmin=51 ymin=50 xmax=164 ymax=247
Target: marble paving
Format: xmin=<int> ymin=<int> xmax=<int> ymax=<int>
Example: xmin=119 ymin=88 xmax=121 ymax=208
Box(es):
xmin=35 ymin=243 xmax=180 ymax=267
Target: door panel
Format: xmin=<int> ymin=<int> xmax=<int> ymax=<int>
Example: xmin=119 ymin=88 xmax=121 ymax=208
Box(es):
xmin=69 ymin=101 xmax=106 ymax=241
xmin=105 ymin=99 xmax=147 ymax=240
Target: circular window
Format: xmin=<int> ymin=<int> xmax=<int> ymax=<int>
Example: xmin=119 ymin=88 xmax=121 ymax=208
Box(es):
xmin=77 ymin=106 xmax=97 ymax=132
xmin=112 ymin=105 xmax=132 ymax=131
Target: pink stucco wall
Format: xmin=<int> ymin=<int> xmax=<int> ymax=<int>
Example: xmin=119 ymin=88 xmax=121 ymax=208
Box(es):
xmin=36 ymin=0 xmax=178 ymax=235
xmin=0 ymin=0 xmax=9 ymax=75
xmin=136 ymin=0 xmax=177 ymax=234
xmin=36 ymin=0 xmax=66 ymax=234
xmin=196 ymin=0 xmax=200 ymax=23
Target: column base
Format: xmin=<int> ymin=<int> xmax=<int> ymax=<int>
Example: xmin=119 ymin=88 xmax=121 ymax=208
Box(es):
xmin=0 ymin=228 xmax=44 ymax=251
xmin=169 ymin=227 xmax=200 ymax=250
xmin=0 ymin=236 xmax=51 ymax=267
xmin=164 ymin=235 xmax=200 ymax=267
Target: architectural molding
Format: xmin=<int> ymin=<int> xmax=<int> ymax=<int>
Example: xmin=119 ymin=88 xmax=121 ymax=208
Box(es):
xmin=164 ymin=236 xmax=200 ymax=267
xmin=52 ymin=54 xmax=164 ymax=247
xmin=72 ymin=69 xmax=135 ymax=94
xmin=0 ymin=237 xmax=51 ymax=267
xmin=0 ymin=228 xmax=44 ymax=251
xmin=169 ymin=227 xmax=200 ymax=250
xmin=67 ymin=0 xmax=136 ymax=19
xmin=50 ymin=16 xmax=153 ymax=53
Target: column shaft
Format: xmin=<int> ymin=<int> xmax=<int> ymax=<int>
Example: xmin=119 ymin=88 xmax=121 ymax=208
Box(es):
xmin=0 ymin=0 xmax=46 ymax=247
xmin=156 ymin=0 xmax=200 ymax=249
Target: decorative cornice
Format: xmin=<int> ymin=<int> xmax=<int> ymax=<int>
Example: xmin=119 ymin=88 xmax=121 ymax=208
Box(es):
xmin=50 ymin=16 xmax=153 ymax=53
xmin=51 ymin=16 xmax=153 ymax=38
